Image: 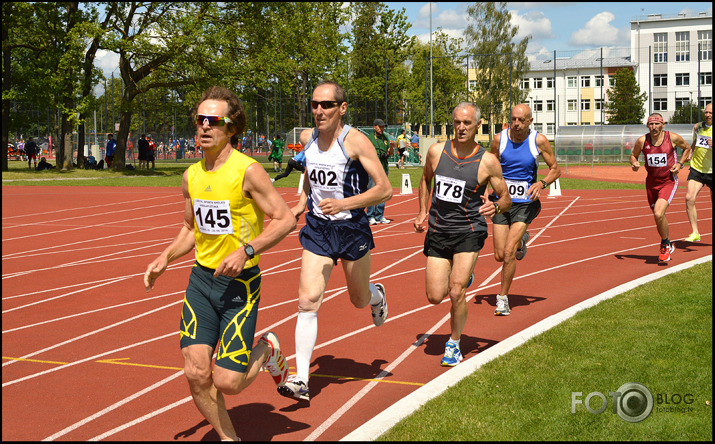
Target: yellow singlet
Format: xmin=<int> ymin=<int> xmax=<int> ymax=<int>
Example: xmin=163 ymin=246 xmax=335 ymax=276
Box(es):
xmin=691 ymin=123 xmax=712 ymax=174
xmin=187 ymin=150 xmax=264 ymax=269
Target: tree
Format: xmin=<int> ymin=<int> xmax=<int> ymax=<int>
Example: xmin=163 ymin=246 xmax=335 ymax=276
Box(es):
xmin=463 ymin=2 xmax=530 ymax=142
xmin=605 ymin=67 xmax=647 ymax=124
xmin=669 ymin=101 xmax=701 ymax=124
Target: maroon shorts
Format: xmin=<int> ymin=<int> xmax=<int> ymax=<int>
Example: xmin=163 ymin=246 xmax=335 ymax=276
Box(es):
xmin=645 ymin=176 xmax=678 ymax=209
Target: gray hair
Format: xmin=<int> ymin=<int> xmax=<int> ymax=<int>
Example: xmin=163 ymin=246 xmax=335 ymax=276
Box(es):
xmin=453 ymin=102 xmax=481 ymax=123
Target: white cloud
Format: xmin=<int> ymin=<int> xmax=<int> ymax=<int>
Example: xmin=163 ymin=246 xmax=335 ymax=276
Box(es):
xmin=510 ymin=9 xmax=555 ymax=41
xmin=415 ymin=28 xmax=465 ymax=45
xmin=568 ymin=11 xmax=630 ymax=47
xmin=95 ymin=49 xmax=120 ymax=79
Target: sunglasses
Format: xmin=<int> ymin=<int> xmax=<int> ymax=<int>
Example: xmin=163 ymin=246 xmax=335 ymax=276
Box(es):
xmin=195 ymin=114 xmax=233 ymax=126
xmin=310 ymin=100 xmax=343 ymax=110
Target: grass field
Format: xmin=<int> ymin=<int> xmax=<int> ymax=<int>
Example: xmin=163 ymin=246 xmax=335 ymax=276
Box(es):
xmin=2 ymin=156 xmax=711 ymax=440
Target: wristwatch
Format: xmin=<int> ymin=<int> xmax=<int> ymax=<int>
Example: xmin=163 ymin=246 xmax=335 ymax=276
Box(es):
xmin=244 ymin=243 xmax=255 ymax=259
xmin=494 ymin=202 xmax=501 ymax=214
xmin=540 ymin=179 xmax=548 ymax=189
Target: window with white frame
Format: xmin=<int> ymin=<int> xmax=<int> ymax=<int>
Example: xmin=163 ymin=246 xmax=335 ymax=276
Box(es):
xmin=580 ymin=76 xmax=591 ymax=88
xmin=595 ymin=75 xmax=604 ymax=87
xmin=676 ymin=31 xmax=690 ymax=62
xmin=581 ymin=99 xmax=591 ymax=111
xmin=546 ymin=100 xmax=555 ymax=111
xmin=522 ymin=78 xmax=530 ymax=89
xmin=654 ymin=33 xmax=668 ymax=63
xmin=675 ymin=73 xmax=690 ymax=86
xmin=567 ymin=99 xmax=577 ymax=111
xmin=699 ymin=97 xmax=712 ymax=108
xmin=546 ymin=77 xmax=554 ymax=88
xmin=595 ymin=99 xmax=603 ymax=110
xmin=533 ymin=123 xmax=543 ymax=133
xmin=654 ymin=74 xmax=667 ymax=87
xmin=698 ymin=30 xmax=712 ymax=61
xmin=700 ymin=72 xmax=712 ymax=86
xmin=653 ymin=98 xmax=667 ymax=111
xmin=533 ymin=100 xmax=543 ymax=112
xmin=609 ymin=76 xmax=616 ymax=87
xmin=567 ymin=76 xmax=577 ymax=88
xmin=533 ymin=78 xmax=543 ymax=89
xmin=469 ymin=80 xmax=477 ymax=90
xmin=546 ymin=123 xmax=555 ymax=134
xmin=567 ymin=122 xmax=578 ymax=126
xmin=675 ymin=97 xmax=690 ymax=109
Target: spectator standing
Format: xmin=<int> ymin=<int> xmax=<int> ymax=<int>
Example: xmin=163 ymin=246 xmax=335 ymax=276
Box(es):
xmin=366 ymin=118 xmax=393 ymax=225
xmin=138 ymin=134 xmax=149 ymax=169
xmin=411 ymin=131 xmax=422 ymax=163
xmin=684 ymin=103 xmax=712 ymax=242
xmin=396 ymin=129 xmax=408 ymax=169
xmin=269 ymin=135 xmax=285 ymax=172
xmin=105 ymin=133 xmax=116 ymax=167
xmin=25 ymin=137 xmax=38 ymax=170
xmin=146 ymin=134 xmax=156 ymax=169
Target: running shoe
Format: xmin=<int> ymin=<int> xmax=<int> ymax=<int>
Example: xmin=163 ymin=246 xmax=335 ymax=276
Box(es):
xmin=277 ymin=374 xmax=310 ymax=401
xmin=371 ymin=283 xmax=388 ymax=326
xmin=495 ymin=295 xmax=511 ymax=316
xmin=658 ymin=242 xmax=675 ymax=262
xmin=467 ymin=272 xmax=474 ymax=288
xmin=440 ymin=341 xmax=463 ymax=367
xmin=686 ymin=232 xmax=701 ymax=242
xmin=515 ymin=231 xmax=530 ymax=261
xmin=258 ymin=332 xmax=288 ymax=387
xmin=378 ymin=218 xmax=391 ymax=224
xmin=368 ymin=217 xmax=377 ymax=225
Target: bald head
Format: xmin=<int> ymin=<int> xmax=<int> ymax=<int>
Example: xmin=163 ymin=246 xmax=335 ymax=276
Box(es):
xmin=512 ymin=104 xmax=532 ymax=120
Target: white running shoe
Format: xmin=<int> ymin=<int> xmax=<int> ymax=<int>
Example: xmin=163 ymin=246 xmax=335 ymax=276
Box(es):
xmin=371 ymin=283 xmax=388 ymax=326
xmin=277 ymin=374 xmax=310 ymax=401
xmin=495 ymin=295 xmax=511 ymax=316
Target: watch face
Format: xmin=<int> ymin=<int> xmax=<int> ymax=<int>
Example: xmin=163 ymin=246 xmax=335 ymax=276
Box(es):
xmin=245 ymin=244 xmax=254 ymax=258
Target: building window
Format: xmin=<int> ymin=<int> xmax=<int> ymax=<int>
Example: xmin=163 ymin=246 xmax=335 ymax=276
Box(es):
xmin=676 ymin=31 xmax=690 ymax=62
xmin=595 ymin=99 xmax=604 ymax=110
xmin=698 ymin=30 xmax=712 ymax=61
xmin=567 ymin=99 xmax=578 ymax=111
xmin=675 ymin=97 xmax=690 ymax=109
xmin=609 ymin=76 xmax=616 ymax=87
xmin=700 ymin=72 xmax=712 ymax=86
xmin=522 ymin=78 xmax=530 ymax=89
xmin=567 ymin=122 xmax=578 ymax=126
xmin=699 ymin=97 xmax=712 ymax=108
xmin=581 ymin=99 xmax=591 ymax=111
xmin=675 ymin=73 xmax=690 ymax=86
xmin=546 ymin=123 xmax=555 ymax=134
xmin=534 ymin=123 xmax=543 ymax=133
xmin=580 ymin=76 xmax=591 ymax=88
xmin=533 ymin=78 xmax=543 ymax=89
xmin=595 ymin=75 xmax=604 ymax=87
xmin=469 ymin=80 xmax=477 ymax=90
xmin=567 ymin=76 xmax=577 ymax=88
xmin=533 ymin=100 xmax=543 ymax=112
xmin=653 ymin=74 xmax=667 ymax=87
xmin=654 ymin=33 xmax=668 ymax=63
xmin=653 ymin=98 xmax=667 ymax=111
xmin=546 ymin=77 xmax=554 ymax=88
xmin=546 ymin=100 xmax=555 ymax=111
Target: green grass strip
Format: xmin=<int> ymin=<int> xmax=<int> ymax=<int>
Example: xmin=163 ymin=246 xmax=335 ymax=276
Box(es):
xmin=379 ymin=262 xmax=712 ymax=441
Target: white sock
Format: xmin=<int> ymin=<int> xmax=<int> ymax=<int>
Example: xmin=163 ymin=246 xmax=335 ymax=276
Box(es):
xmin=295 ymin=311 xmax=317 ymax=384
xmin=368 ymin=283 xmax=383 ymax=306
xmin=448 ymin=338 xmax=460 ymax=347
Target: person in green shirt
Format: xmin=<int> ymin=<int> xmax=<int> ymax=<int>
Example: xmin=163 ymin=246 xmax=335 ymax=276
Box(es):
xmin=269 ymin=134 xmax=285 ymax=172
xmin=366 ymin=118 xmax=394 ymax=224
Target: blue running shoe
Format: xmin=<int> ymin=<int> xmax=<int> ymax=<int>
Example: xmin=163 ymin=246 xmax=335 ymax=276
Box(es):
xmin=440 ymin=341 xmax=463 ymax=367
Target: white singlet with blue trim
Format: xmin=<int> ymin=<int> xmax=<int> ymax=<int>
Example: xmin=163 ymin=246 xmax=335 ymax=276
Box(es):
xmin=498 ymin=128 xmax=540 ymax=203
xmin=303 ymin=124 xmax=370 ymax=220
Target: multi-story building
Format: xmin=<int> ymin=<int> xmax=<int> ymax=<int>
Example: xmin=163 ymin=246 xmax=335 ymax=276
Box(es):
xmin=515 ymin=10 xmax=712 ymax=139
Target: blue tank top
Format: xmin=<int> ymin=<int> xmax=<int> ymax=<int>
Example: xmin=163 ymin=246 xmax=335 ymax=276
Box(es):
xmin=497 ymin=128 xmax=540 ymax=203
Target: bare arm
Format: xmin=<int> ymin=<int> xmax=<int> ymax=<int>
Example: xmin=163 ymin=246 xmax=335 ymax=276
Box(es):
xmin=291 ymin=129 xmax=314 ymax=218
xmin=528 ymin=133 xmax=561 ymax=201
xmin=630 ymin=136 xmax=645 ymax=171
xmin=669 ymin=132 xmax=692 ymax=174
xmin=478 ymin=151 xmax=512 ymax=217
xmin=413 ymin=142 xmax=442 ymax=232
xmin=144 ymin=169 xmax=196 ymax=290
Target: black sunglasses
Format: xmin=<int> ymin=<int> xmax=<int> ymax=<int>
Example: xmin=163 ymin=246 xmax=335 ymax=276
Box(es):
xmin=310 ymin=100 xmax=343 ymax=110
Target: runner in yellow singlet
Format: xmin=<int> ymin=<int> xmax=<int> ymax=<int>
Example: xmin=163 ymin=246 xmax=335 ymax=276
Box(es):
xmin=143 ymin=86 xmax=296 ymax=441
xmin=685 ymin=103 xmax=712 ymax=242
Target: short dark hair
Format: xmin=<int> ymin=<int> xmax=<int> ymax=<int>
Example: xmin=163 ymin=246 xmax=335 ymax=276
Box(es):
xmin=316 ymin=80 xmax=347 ymax=103
xmin=193 ymin=86 xmax=247 ymax=145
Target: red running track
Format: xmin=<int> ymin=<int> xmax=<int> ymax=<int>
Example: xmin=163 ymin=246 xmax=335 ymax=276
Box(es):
xmin=2 ymin=184 xmax=712 ymax=441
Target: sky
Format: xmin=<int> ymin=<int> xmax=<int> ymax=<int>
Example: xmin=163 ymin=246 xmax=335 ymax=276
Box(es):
xmin=384 ymin=2 xmax=713 ymax=55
